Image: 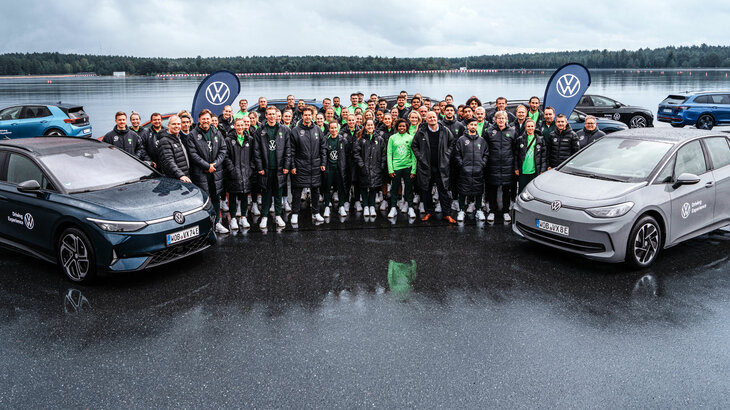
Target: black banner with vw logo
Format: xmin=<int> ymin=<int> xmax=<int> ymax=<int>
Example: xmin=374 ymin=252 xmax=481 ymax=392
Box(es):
xmin=543 ymin=63 xmax=591 ymax=117
xmin=191 ymin=70 xmax=241 ymax=118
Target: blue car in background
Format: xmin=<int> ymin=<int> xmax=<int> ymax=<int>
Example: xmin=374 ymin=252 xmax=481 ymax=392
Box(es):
xmin=657 ymin=91 xmax=730 ymax=130
xmin=0 ymin=137 xmax=216 ymax=283
xmin=0 ymin=103 xmax=92 ymax=138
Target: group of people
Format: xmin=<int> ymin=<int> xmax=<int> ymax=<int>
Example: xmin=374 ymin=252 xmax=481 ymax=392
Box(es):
xmin=102 ymin=91 xmax=607 ymax=232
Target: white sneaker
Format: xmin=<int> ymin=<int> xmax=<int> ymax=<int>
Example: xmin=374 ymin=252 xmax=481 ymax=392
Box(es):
xmin=283 ymin=199 xmax=292 ymax=212
xmin=256 ymin=195 xmax=262 ymax=205
xmin=435 ymin=203 xmax=442 ymax=213
xmin=388 ymin=207 xmax=397 ymax=218
xmin=364 ymin=206 xmax=371 ymax=216
xmin=408 ymin=207 xmax=416 ymax=218
xmin=413 ymin=194 xmax=420 ymax=204
xmin=236 ymin=202 xmax=242 ymax=217
xmin=355 ymin=201 xmax=363 ymax=212
xmin=467 ymin=202 xmax=475 ymax=213
xmin=376 ymin=192 xmax=383 ymax=203
xmin=369 ymin=206 xmax=376 ymax=216
xmin=215 ymin=222 xmax=229 ymax=234
xmin=333 ymin=192 xmax=339 ymax=202
xmin=276 ymin=215 xmax=286 ymax=227
xmin=313 ymin=213 xmax=324 ymax=222
xmin=344 ymin=201 xmax=350 ymax=211
xmin=380 ymin=200 xmax=389 ymax=211
xmin=250 ymin=202 xmax=261 ymax=216
xmin=452 ymin=199 xmax=459 ymax=210
xmin=220 ymin=200 xmax=229 ymax=212
xmin=339 ymin=206 xmax=347 ymax=217
xmin=291 ymin=214 xmax=299 ymax=225
xmin=323 ymin=206 xmax=330 ymax=217
xmin=476 ymin=210 xmax=486 ymax=221
xmin=399 ymin=201 xmax=408 ymax=213
xmin=419 ymin=203 xmax=425 ymax=213
xmin=503 ymin=213 xmax=512 ymax=222
xmin=487 ymin=213 xmax=495 ymax=222
xmin=229 ymin=217 xmax=239 ymax=231
xmin=457 ymin=210 xmax=465 ymax=222
xmin=259 ymin=216 xmax=268 ymax=229
xmin=241 ymin=217 xmax=250 ymax=229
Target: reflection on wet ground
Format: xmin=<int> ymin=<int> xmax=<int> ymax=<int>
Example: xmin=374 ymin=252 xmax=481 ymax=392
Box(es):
xmin=0 ymin=220 xmax=728 ymax=407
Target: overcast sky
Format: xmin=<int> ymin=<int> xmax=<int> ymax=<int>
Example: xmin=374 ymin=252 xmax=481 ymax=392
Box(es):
xmin=2 ymin=0 xmax=728 ymax=58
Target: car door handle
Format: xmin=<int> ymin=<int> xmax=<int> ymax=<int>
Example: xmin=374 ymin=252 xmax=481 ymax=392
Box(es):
xmin=705 ymin=181 xmax=715 ymax=188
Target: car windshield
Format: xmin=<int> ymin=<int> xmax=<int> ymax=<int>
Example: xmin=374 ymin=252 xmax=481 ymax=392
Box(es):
xmin=560 ymin=138 xmax=673 ymax=182
xmin=39 ymin=145 xmax=155 ymax=193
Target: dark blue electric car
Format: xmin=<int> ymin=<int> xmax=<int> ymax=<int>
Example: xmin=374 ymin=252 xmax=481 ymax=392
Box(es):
xmin=0 ymin=137 xmax=217 ymax=283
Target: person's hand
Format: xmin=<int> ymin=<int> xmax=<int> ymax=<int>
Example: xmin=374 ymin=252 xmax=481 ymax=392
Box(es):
xmin=390 ymin=173 xmax=395 ymax=178
xmin=180 ymin=176 xmax=191 ymax=183
xmin=291 ymin=168 xmax=297 ymax=175
xmin=410 ymin=173 xmax=415 ymax=179
xmin=514 ymin=170 xmax=519 ymax=175
xmin=320 ymin=166 xmax=326 ymax=172
xmin=208 ymin=164 xmax=216 ymax=173
xmin=283 ymin=169 xmax=289 ymax=175
xmin=258 ymin=170 xmax=265 ymax=175
xmin=547 ymin=167 xmax=552 ymax=171
xmin=152 ymin=162 xmax=157 ymax=169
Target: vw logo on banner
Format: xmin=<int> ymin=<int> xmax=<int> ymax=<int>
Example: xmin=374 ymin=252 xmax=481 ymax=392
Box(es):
xmin=543 ymin=63 xmax=591 ymax=117
xmin=191 ymin=70 xmax=240 ymax=118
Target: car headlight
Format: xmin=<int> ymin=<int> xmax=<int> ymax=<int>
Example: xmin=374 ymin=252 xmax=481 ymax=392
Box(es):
xmin=584 ymin=202 xmax=634 ymax=218
xmin=87 ymin=218 xmax=148 ymax=232
xmin=519 ymin=189 xmax=535 ymax=202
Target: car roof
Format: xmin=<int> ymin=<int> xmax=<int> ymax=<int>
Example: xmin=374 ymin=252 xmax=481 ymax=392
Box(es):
xmin=0 ymin=102 xmax=82 ymax=109
xmin=606 ymin=127 xmax=724 ymax=143
xmin=0 ymin=137 xmax=103 ymax=156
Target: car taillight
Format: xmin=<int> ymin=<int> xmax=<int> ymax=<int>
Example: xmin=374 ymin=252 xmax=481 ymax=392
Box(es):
xmin=64 ymin=118 xmax=83 ymax=124
xmin=676 ymin=106 xmax=689 ymax=111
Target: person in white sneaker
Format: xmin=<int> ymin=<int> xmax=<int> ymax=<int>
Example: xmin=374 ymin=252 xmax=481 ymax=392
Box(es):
xmin=322 ymin=122 xmax=348 ymax=220
xmin=484 ymin=111 xmax=516 ymax=222
xmin=253 ymin=106 xmax=291 ymax=229
xmin=353 ymin=119 xmax=386 ymax=219
xmin=454 ymin=118 xmax=488 ymax=223
xmin=290 ymin=106 xmax=327 ymax=224
xmin=223 ymin=117 xmax=256 ymax=231
xmin=339 ymin=112 xmax=360 ymax=214
xmin=386 ymin=118 xmax=417 ymax=220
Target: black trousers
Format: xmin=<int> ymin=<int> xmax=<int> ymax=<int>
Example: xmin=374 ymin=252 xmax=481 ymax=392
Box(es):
xmin=517 ymin=173 xmax=537 ymax=194
xmin=486 ymin=184 xmax=512 ymax=214
xmin=423 ymin=172 xmax=452 ymax=217
xmin=291 ymin=186 xmax=320 ymax=214
xmin=228 ymin=193 xmax=249 ymax=217
xmin=324 ymin=166 xmax=345 ymax=207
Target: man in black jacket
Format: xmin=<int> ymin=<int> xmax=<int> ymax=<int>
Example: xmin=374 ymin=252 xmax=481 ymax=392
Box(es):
xmin=102 ymin=112 xmax=147 ymax=160
xmin=576 ymin=115 xmax=606 ymax=149
xmin=547 ymin=114 xmax=580 ymax=169
xmin=290 ymin=106 xmax=327 ymax=225
xmin=484 ymin=111 xmax=517 ymax=223
xmin=411 ymin=111 xmax=456 ymax=223
xmin=440 ymin=104 xmax=464 ymax=210
xmin=253 ymin=106 xmax=291 ymax=229
xmin=140 ymin=112 xmax=167 ymax=168
xmin=185 ymin=109 xmax=228 ymax=234
xmin=158 ymin=115 xmax=191 ymax=183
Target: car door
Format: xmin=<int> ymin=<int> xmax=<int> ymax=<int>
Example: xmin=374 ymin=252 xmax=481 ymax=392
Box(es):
xmin=576 ymin=95 xmax=595 ymax=116
xmin=0 ymin=106 xmax=24 ymax=139
xmin=668 ymin=140 xmax=715 ymax=243
xmin=0 ymin=151 xmax=60 ymax=256
xmin=15 ymin=106 xmax=53 ymax=138
xmin=713 ymin=94 xmax=730 ymax=125
xmin=703 ymin=136 xmax=730 ymax=224
xmin=590 ymin=95 xmax=619 ymax=120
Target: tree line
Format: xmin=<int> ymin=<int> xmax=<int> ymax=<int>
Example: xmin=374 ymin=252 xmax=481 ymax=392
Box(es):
xmin=0 ymin=45 xmax=728 ymax=76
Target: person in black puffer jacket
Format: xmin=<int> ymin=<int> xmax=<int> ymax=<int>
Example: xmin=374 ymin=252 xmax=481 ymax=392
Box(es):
xmin=484 ymin=111 xmax=517 ymax=220
xmin=514 ymin=119 xmax=547 ymax=194
xmin=576 ymin=115 xmax=606 ymax=150
xmin=139 ymin=113 xmax=167 ymax=168
xmin=339 ymin=112 xmax=361 ymax=209
xmin=547 ymin=114 xmax=580 ymax=168
xmin=353 ymin=119 xmax=386 ymax=217
xmin=253 ymin=106 xmax=292 ymax=228
xmin=102 ymin=112 xmax=148 ymax=160
xmin=440 ymin=104 xmax=465 ymax=207
xmin=454 ymin=118 xmax=488 ymax=220
xmin=223 ymin=117 xmax=255 ymax=229
xmin=290 ymin=106 xmax=327 ymax=223
xmin=158 ymin=115 xmax=190 ymax=183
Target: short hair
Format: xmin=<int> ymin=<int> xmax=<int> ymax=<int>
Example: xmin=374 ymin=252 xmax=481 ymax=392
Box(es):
xmin=494 ymin=111 xmax=508 ymax=120
xmin=115 ymin=111 xmax=126 ymax=119
xmin=177 ymin=110 xmax=191 ymax=119
xmin=301 ymin=106 xmax=314 ymax=115
xmin=544 ymin=106 xmax=555 ymax=113
xmin=496 ymin=97 xmax=507 ymax=104
xmin=585 ymin=115 xmax=597 ymax=122
xmin=266 ymin=106 xmax=277 ymax=113
xmin=234 ymin=117 xmax=246 ymax=124
xmin=198 ymin=109 xmax=212 ymax=119
xmin=525 ymin=118 xmax=536 ymax=126
xmin=445 ymin=94 xmax=453 ymax=99
xmin=350 ymin=92 xmax=357 ymax=98
xmin=444 ymin=104 xmax=456 ymax=111
xmin=129 ymin=111 xmax=140 ymax=119
xmin=556 ymin=113 xmax=568 ymax=120
xmin=150 ymin=112 xmax=162 ymax=120
xmin=466 ymin=96 xmax=482 ymax=106
xmin=168 ymin=115 xmax=181 ymax=125
xmin=475 ymin=107 xmax=486 ymax=114
xmin=323 ymin=97 xmax=331 ymax=102
xmin=516 ymin=105 xmax=527 ymax=113
xmin=238 ymin=98 xmax=248 ymax=103
xmin=529 ymin=96 xmax=540 ymax=103
xmin=394 ymin=118 xmax=408 ymax=129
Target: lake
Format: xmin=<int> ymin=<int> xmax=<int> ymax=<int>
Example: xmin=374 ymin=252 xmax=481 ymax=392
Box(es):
xmin=1 ymin=69 xmax=729 ymax=134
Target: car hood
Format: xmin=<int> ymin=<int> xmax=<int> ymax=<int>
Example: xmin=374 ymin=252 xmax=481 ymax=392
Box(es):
xmin=73 ymin=178 xmax=205 ymax=221
xmin=531 ymin=170 xmax=646 ymax=206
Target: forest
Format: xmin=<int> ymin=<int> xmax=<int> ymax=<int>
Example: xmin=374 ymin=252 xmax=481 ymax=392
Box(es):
xmin=0 ymin=45 xmax=727 ymax=76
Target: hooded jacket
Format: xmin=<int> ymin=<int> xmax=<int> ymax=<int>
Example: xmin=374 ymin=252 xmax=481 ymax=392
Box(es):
xmin=185 ymin=124 xmax=227 ymax=195
xmin=484 ymin=124 xmax=517 ymax=186
xmin=454 ymin=132 xmax=489 ymax=195
xmin=353 ymin=133 xmax=387 ymax=188
xmin=547 ymin=125 xmax=580 ymax=168
xmin=102 ymin=127 xmax=147 ymax=160
xmin=223 ymin=132 xmax=255 ymax=194
xmin=290 ymin=122 xmax=327 ymax=188
xmin=411 ymin=124 xmax=455 ymax=191
xmin=252 ymin=122 xmax=292 ymax=189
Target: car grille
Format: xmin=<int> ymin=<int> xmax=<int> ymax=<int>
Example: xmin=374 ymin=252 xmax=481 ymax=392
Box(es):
xmin=145 ymin=233 xmax=212 ymax=268
xmin=516 ymin=222 xmax=606 ymax=253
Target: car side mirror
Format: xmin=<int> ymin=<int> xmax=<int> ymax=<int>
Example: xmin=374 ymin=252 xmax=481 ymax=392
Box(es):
xmin=614 ymin=102 xmax=621 ymax=108
xmin=672 ymin=173 xmax=700 ymax=189
xmin=17 ymin=179 xmax=42 ymax=194
xmin=577 ymin=114 xmax=586 ymax=122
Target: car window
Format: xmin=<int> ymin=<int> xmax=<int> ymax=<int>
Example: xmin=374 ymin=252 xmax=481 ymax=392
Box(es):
xmin=5 ymin=153 xmax=51 ymax=189
xmin=693 ymin=95 xmax=711 ymax=104
xmin=704 ymin=137 xmax=730 ymax=169
xmin=719 ymin=95 xmax=730 ymax=105
xmin=674 ymin=140 xmax=707 ymax=176
xmin=579 ymin=96 xmax=592 ymax=106
xmin=654 ymin=157 xmax=675 ymax=184
xmin=0 ymin=106 xmax=23 ymax=121
xmin=22 ymin=106 xmax=52 ymax=119
xmin=591 ymin=96 xmax=616 ymax=107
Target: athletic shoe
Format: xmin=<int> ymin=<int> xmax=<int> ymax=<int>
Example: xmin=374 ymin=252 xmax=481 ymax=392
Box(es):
xmin=457 ymin=210 xmax=465 ymax=222
xmin=376 ymin=192 xmax=383 ymax=203
xmin=220 ymin=200 xmax=229 ymax=212
xmin=344 ymin=201 xmax=350 ymax=211
xmin=333 ymin=192 xmax=339 ymax=202
xmin=355 ymin=201 xmax=363 ymax=212
xmin=290 ymin=214 xmax=299 ymax=225
xmin=313 ymin=213 xmax=324 ymax=222
xmin=369 ymin=206 xmax=376 ymax=216
xmin=338 ymin=206 xmax=347 ymax=217
xmin=467 ymin=202 xmax=475 ymax=213
xmin=388 ymin=207 xmax=397 ymax=218
xmin=476 ymin=210 xmax=486 ymax=221
xmin=259 ymin=216 xmax=268 ymax=229
xmin=229 ymin=217 xmax=239 ymax=231
xmin=503 ymin=213 xmax=512 ymax=222
xmin=399 ymin=201 xmax=408 ymax=213
xmin=283 ymin=199 xmax=292 ymax=212
xmin=487 ymin=213 xmax=495 ymax=222
xmin=452 ymin=199 xmax=459 ymax=210
xmin=323 ymin=206 xmax=330 ymax=217
xmin=380 ymin=200 xmax=389 ymax=211
xmin=250 ymin=203 xmax=261 ymax=216
xmin=419 ymin=203 xmax=425 ymax=213
xmin=421 ymin=213 xmax=432 ymax=221
xmin=413 ymin=194 xmax=420 ymax=204
xmin=435 ymin=203 xmax=442 ymax=213
xmin=215 ymin=222 xmax=229 ymax=234
xmin=275 ymin=215 xmax=286 ymax=228
xmin=364 ymin=206 xmax=371 ymax=217
xmin=408 ymin=207 xmax=416 ymax=218
xmin=443 ymin=216 xmax=456 ymax=224
xmin=236 ymin=202 xmax=242 ymax=217
xmin=256 ymin=195 xmax=262 ymax=205
xmin=241 ymin=217 xmax=250 ymax=229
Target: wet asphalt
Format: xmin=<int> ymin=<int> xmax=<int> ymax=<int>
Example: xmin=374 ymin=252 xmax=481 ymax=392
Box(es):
xmin=0 ymin=209 xmax=728 ymax=408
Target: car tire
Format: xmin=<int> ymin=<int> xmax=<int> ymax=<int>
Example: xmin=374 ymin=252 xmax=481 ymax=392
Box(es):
xmin=670 ymin=123 xmax=685 ymax=128
xmin=57 ymin=227 xmax=97 ymax=283
xmin=696 ymin=114 xmax=714 ymax=130
xmin=628 ymin=115 xmax=648 ymax=128
xmin=45 ymin=129 xmax=66 ymax=136
xmin=625 ymin=215 xmax=662 ymax=269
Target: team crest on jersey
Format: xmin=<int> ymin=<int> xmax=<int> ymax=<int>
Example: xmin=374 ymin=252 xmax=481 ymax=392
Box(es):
xmin=520 ymin=143 xmax=524 ymax=148
xmin=128 ymin=138 xmax=132 ymax=144
xmin=553 ymin=138 xmax=558 ymax=143
xmin=113 ymin=135 xmax=119 ymax=142
xmin=300 ymin=130 xmax=305 ymax=136
xmin=396 ymin=145 xmax=407 ymax=155
xmin=579 ymin=136 xmax=584 ymax=141
xmin=464 ymin=140 xmax=470 ymax=145
xmin=269 ymin=140 xmax=277 ymax=151
xmin=330 ymin=151 xmax=338 ymax=161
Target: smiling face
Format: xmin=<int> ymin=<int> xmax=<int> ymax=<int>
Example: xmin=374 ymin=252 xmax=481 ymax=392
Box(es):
xmin=115 ymin=114 xmax=127 ymax=130
xmin=130 ymin=113 xmax=140 ymax=129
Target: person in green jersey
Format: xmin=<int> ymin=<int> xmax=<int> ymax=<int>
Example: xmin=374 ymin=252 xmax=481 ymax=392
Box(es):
xmin=233 ymin=99 xmax=249 ymax=120
xmin=527 ymin=96 xmax=544 ymax=125
xmin=386 ymin=118 xmax=417 ymax=219
xmin=332 ymin=96 xmax=343 ymax=118
xmin=407 ymin=111 xmax=421 ymax=136
xmin=514 ymin=119 xmax=547 ymax=194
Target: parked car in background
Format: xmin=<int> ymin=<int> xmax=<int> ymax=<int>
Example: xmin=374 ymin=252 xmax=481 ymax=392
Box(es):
xmin=0 ymin=103 xmax=92 ymax=139
xmin=657 ymin=91 xmax=730 ymax=130
xmin=576 ymin=94 xmax=654 ymax=128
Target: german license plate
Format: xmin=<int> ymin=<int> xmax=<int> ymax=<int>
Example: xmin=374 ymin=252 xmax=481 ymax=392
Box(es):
xmin=536 ymin=219 xmax=569 ymax=236
xmin=662 ymin=108 xmax=672 ymax=113
xmin=166 ymin=225 xmax=199 ymax=246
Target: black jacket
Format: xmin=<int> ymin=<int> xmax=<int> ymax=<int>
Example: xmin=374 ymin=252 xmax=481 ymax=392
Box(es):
xmin=140 ymin=126 xmax=167 ymax=165
xmin=547 ymin=125 xmax=580 ymax=168
xmin=252 ymin=123 xmax=292 ymax=190
xmin=217 ymin=114 xmax=233 ymax=136
xmin=440 ymin=118 xmax=465 ymax=139
xmin=185 ymin=125 xmax=227 ymax=196
xmin=324 ymin=135 xmax=349 ymax=184
xmin=102 ymin=127 xmax=147 ymax=160
xmin=514 ymin=133 xmax=548 ymax=175
xmin=339 ymin=126 xmax=361 ymax=182
xmin=290 ymin=122 xmax=327 ymax=188
xmin=576 ymin=128 xmax=606 ymax=150
xmin=353 ymin=134 xmax=387 ymax=188
xmin=454 ymin=133 xmax=489 ymax=195
xmin=376 ymin=124 xmax=395 ymax=143
xmin=484 ymin=125 xmax=517 ymax=186
xmin=158 ymin=132 xmax=190 ymax=180
xmin=411 ymin=124 xmax=455 ymax=191
xmin=512 ymin=119 xmax=528 ymax=138
xmin=396 ymin=105 xmax=411 ymax=119
xmin=223 ymin=133 xmax=255 ymax=194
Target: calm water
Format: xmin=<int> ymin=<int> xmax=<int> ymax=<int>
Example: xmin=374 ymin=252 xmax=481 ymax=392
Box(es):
xmin=1 ymin=69 xmax=729 ymax=135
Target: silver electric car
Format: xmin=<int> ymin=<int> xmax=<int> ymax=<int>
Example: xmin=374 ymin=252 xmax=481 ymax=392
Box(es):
xmin=513 ymin=128 xmax=730 ymax=268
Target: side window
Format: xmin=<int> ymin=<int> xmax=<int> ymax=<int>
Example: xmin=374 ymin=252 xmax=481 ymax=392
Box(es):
xmin=704 ymin=137 xmax=730 ymax=169
xmin=6 ymin=153 xmax=49 ymax=188
xmin=592 ymin=96 xmax=616 ymax=107
xmin=0 ymin=106 xmax=23 ymax=121
xmin=693 ymin=95 xmax=710 ymax=104
xmin=22 ymin=106 xmax=52 ymax=119
xmin=654 ymin=157 xmax=675 ymax=184
xmin=719 ymin=94 xmax=730 ymax=105
xmin=579 ymin=96 xmax=592 ymax=106
xmin=674 ymin=141 xmax=707 ymax=176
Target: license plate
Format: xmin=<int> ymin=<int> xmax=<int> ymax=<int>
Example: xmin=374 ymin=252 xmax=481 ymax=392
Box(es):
xmin=536 ymin=219 xmax=569 ymax=236
xmin=166 ymin=225 xmax=199 ymax=245
xmin=662 ymin=108 xmax=672 ymax=113
xmin=83 ymin=128 xmax=91 ymax=134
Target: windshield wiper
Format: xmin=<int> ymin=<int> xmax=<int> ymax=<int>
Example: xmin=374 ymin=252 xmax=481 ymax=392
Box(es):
xmin=567 ymin=170 xmax=627 ymax=182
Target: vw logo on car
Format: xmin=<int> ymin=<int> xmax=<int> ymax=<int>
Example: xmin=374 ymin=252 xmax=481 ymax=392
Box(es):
xmin=551 ymin=200 xmax=562 ymax=212
xmin=173 ymin=211 xmax=186 ymax=225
